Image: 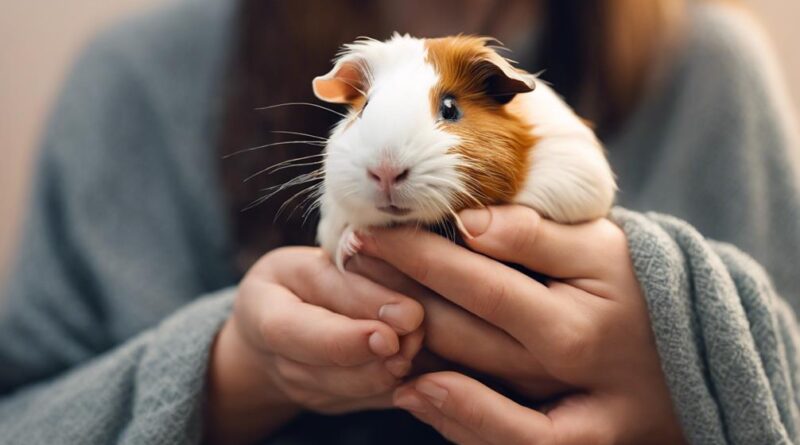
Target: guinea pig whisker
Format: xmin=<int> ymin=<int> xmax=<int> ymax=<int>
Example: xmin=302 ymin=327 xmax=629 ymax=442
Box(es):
xmin=243 ymin=171 xmax=323 ymax=212
xmin=255 ymin=102 xmax=347 ymax=119
xmin=429 ymin=191 xmax=462 ymax=243
xmin=299 ymin=186 xmax=325 ymax=214
xmin=422 ymin=175 xmax=481 ymax=207
xmin=270 ymin=130 xmax=329 ymax=141
xmin=243 ymin=154 xmax=327 ymax=182
xmin=447 ymin=173 xmax=486 ymax=207
xmin=275 ymin=181 xmax=324 ymax=223
xmin=295 ymin=185 xmax=326 ymax=224
xmin=256 ymin=160 xmax=326 ymax=179
xmin=301 ymin=199 xmax=323 ymax=227
xmin=256 ymin=171 xmax=321 ymax=196
xmin=223 ymin=140 xmax=325 ymax=159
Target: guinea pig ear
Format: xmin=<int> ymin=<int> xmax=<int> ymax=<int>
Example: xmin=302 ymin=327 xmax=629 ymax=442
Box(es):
xmin=476 ymin=52 xmax=536 ymax=104
xmin=312 ymin=56 xmax=368 ymax=104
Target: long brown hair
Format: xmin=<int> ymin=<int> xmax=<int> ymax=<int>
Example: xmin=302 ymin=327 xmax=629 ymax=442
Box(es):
xmin=217 ymin=0 xmax=686 ymax=275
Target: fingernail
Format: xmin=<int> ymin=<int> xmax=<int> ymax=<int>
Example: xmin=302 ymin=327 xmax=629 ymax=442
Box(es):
xmin=416 ymin=381 xmax=448 ymax=409
xmin=379 ymin=303 xmax=413 ymax=334
xmin=394 ymin=392 xmax=426 ymax=413
xmin=369 ymin=331 xmax=398 ymax=357
xmin=384 ymin=356 xmax=411 ymax=378
xmin=458 ymin=208 xmax=491 ymax=238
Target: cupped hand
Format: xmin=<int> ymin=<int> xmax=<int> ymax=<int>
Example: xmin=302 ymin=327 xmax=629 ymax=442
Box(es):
xmin=205 ymin=247 xmax=425 ymax=444
xmin=356 ymin=205 xmax=686 ymax=445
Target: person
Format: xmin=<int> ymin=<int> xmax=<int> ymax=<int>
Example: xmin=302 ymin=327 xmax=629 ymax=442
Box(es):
xmin=1 ymin=0 xmax=799 ymax=444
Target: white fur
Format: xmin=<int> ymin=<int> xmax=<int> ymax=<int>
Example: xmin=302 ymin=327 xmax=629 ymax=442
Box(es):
xmin=317 ymin=35 xmax=464 ymax=263
xmin=511 ymin=83 xmax=617 ymax=223
xmin=316 ymin=35 xmax=617 ymax=266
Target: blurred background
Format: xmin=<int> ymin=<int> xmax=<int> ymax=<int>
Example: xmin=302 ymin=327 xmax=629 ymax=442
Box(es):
xmin=0 ymin=0 xmax=798 ymax=279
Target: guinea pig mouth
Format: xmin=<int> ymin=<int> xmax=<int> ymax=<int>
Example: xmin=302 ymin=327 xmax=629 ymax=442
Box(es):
xmin=377 ymin=205 xmax=412 ymax=216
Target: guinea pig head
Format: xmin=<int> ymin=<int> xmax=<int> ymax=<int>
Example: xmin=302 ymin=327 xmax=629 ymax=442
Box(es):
xmin=313 ymin=34 xmax=536 ymax=227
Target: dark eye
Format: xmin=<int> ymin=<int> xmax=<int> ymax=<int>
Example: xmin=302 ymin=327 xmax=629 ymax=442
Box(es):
xmin=440 ymin=96 xmax=460 ymax=121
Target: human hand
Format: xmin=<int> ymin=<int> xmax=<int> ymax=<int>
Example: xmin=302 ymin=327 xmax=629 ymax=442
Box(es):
xmin=357 ymin=206 xmax=686 ymax=444
xmin=205 ymin=247 xmax=425 ymax=444
xmin=346 ymin=254 xmax=568 ymax=398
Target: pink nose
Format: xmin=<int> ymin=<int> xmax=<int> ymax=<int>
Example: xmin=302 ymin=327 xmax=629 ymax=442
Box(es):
xmin=367 ymin=164 xmax=410 ymax=193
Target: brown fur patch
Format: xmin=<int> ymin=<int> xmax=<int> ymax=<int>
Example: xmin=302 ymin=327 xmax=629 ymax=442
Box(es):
xmin=425 ymin=36 xmax=537 ymax=210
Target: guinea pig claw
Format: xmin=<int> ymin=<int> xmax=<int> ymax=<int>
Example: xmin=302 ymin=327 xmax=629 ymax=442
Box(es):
xmin=335 ymin=227 xmax=362 ymax=272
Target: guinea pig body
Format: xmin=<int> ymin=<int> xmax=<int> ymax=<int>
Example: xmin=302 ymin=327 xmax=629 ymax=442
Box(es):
xmin=312 ymin=34 xmax=616 ymax=269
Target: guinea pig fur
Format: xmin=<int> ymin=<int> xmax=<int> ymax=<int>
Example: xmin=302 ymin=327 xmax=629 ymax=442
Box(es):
xmin=312 ymin=34 xmax=617 ymax=270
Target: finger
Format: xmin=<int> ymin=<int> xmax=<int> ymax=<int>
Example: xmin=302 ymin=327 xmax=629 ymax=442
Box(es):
xmin=395 ymin=387 xmax=490 ymax=445
xmin=346 ymin=254 xmax=418 ymax=293
xmin=348 ymin=255 xmax=566 ymax=394
xmin=400 ymin=372 xmax=554 ymax=445
xmin=357 ymin=227 xmax=573 ymax=341
xmin=274 ymin=376 xmax=396 ymax=415
xmin=269 ymin=247 xmax=425 ymax=334
xmin=419 ymin=293 xmax=568 ymax=396
xmin=385 ymin=328 xmax=425 ymax=378
xmin=459 ymin=206 xmax=628 ymax=279
xmin=347 ymin=255 xmax=529 ymax=374
xmin=250 ymin=281 xmax=400 ymax=366
xmin=348 ymin=255 xmax=537 ymax=377
xmin=330 ymin=391 xmax=396 ymax=414
xmin=273 ymin=356 xmax=399 ymax=398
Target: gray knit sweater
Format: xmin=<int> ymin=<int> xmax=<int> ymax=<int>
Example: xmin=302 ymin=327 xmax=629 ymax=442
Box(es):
xmin=1 ymin=0 xmax=799 ymax=443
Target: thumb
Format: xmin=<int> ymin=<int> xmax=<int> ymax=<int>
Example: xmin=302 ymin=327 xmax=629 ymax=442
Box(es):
xmin=458 ymin=205 xmax=612 ymax=279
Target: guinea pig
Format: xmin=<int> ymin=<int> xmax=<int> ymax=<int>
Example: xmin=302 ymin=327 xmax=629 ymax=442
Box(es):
xmin=312 ymin=34 xmax=616 ymax=270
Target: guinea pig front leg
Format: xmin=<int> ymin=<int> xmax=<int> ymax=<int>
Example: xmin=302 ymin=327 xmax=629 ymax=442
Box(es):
xmin=317 ymin=201 xmax=361 ymax=272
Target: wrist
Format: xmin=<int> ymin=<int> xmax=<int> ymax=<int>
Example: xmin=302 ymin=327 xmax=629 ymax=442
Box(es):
xmin=204 ymin=318 xmax=300 ymax=444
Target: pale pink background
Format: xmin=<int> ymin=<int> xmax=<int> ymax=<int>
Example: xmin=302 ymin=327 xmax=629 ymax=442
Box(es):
xmin=0 ymin=1 xmax=798 ymax=278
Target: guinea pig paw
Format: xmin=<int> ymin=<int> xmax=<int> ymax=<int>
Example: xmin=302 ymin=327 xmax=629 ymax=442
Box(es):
xmin=335 ymin=227 xmax=362 ymax=272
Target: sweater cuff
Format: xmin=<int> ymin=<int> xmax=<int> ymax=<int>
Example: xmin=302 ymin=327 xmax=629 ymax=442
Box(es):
xmin=118 ymin=287 xmax=235 ymax=444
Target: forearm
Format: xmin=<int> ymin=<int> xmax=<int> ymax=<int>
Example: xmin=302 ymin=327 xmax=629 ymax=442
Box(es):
xmin=0 ymin=290 xmax=233 ymax=444
xmin=203 ymin=318 xmax=301 ymax=445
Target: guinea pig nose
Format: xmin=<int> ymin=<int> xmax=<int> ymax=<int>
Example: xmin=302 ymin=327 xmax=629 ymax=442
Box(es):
xmin=367 ymin=165 xmax=410 ymax=192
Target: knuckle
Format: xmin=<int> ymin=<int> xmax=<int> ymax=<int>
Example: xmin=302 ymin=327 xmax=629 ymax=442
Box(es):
xmin=460 ymin=400 xmax=487 ymax=432
xmin=506 ymin=210 xmax=539 ymax=253
xmin=323 ymin=334 xmax=355 ymax=367
xmin=555 ymin=317 xmax=600 ymax=365
xmin=408 ymin=250 xmax=433 ymax=284
xmin=502 ymin=207 xmax=540 ymax=252
xmin=474 ymin=281 xmax=510 ymax=321
xmin=364 ymin=370 xmax=397 ymax=395
xmin=300 ymin=256 xmax=333 ymax=288
xmin=255 ymin=246 xmax=298 ymax=277
xmin=592 ymin=219 xmax=628 ymax=256
xmin=339 ymin=364 xmax=396 ymax=397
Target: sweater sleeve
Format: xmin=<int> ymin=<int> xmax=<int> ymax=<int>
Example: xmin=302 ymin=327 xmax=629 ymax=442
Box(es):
xmin=607 ymin=4 xmax=800 ymax=313
xmin=0 ymin=6 xmax=236 ymax=444
xmin=0 ymin=289 xmax=233 ymax=445
xmin=613 ymin=208 xmax=800 ymax=444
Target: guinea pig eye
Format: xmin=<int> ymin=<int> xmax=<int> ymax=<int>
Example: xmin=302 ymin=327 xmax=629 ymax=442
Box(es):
xmin=440 ymin=96 xmax=460 ymax=122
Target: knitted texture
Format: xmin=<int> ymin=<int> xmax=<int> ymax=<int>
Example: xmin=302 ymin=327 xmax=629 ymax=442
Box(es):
xmin=1 ymin=0 xmax=799 ymax=443
xmin=614 ymin=208 xmax=800 ymax=444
